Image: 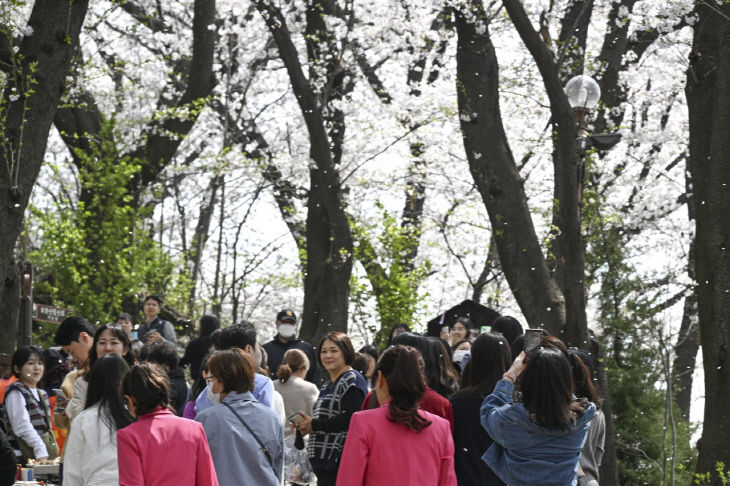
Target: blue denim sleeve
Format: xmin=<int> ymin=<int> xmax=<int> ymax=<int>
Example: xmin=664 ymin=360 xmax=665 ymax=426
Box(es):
xmin=480 ymin=379 xmax=514 ymax=446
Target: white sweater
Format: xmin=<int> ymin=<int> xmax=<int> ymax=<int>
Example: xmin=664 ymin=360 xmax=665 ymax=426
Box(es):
xmin=62 ymin=404 xmax=119 ymax=486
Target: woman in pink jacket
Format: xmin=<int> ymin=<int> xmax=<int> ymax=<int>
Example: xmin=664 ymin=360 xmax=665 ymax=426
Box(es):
xmin=117 ymin=363 xmax=219 ymax=486
xmin=337 ymin=345 xmax=456 ymax=486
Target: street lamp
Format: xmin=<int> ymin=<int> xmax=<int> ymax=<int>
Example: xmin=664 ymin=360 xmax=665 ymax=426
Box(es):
xmin=564 ymin=74 xmax=621 ymax=212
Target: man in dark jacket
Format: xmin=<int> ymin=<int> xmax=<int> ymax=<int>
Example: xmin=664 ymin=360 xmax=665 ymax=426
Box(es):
xmin=0 ymin=428 xmax=17 ymax=486
xmin=263 ymin=310 xmax=320 ymax=385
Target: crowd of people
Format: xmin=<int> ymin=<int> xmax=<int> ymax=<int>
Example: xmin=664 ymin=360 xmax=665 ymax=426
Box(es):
xmin=0 ymin=297 xmax=605 ymax=486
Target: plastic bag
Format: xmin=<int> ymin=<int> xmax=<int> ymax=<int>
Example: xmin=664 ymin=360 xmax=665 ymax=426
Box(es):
xmin=284 ymin=431 xmax=314 ymax=485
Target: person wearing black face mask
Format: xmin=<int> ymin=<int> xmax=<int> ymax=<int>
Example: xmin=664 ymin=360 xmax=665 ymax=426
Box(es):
xmin=263 ymin=310 xmax=320 ymax=385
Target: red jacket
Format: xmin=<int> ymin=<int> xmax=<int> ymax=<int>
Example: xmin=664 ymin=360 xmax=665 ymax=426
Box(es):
xmin=337 ymin=405 xmax=456 ymax=486
xmin=117 ymin=408 xmax=219 ymax=486
xmin=361 ymin=387 xmax=455 ymax=432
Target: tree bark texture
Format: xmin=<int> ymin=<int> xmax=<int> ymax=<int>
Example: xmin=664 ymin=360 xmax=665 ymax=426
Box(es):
xmin=0 ymin=0 xmax=89 ymax=351
xmin=686 ymin=3 xmax=730 ymax=481
xmin=454 ymin=1 xmax=566 ymax=335
xmin=256 ymin=0 xmax=353 ymax=345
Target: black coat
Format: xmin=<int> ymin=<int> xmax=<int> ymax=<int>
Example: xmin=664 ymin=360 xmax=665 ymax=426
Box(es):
xmin=263 ymin=336 xmax=320 ymax=385
xmin=449 ymin=388 xmax=505 ymax=486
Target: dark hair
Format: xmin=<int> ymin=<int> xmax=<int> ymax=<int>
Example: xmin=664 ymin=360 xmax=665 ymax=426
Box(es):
xmin=54 ymin=316 xmax=95 ymax=346
xmin=430 ymin=338 xmax=460 ymax=397
xmin=11 ymin=346 xmax=44 ymax=379
xmin=358 ymin=345 xmax=379 ymax=362
xmin=459 ymin=333 xmax=511 ymax=395
xmin=84 ymin=355 xmax=133 ymax=430
xmin=351 ymin=353 xmax=369 ymax=376
xmin=391 ymin=333 xmax=458 ymax=397
xmin=198 ymin=315 xmax=220 ymax=338
xmin=139 ymin=341 xmax=179 ymax=370
xmin=491 ymin=316 xmax=524 ymax=347
xmin=122 ymin=363 xmax=169 ymax=416
xmin=452 ymin=317 xmax=472 ymax=331
xmin=451 ymin=339 xmax=471 ymax=352
xmin=189 ymin=354 xmax=211 ymax=400
xmin=207 ymin=349 xmax=255 ymax=394
xmin=218 ymin=323 xmax=257 ymax=351
xmin=143 ymin=294 xmax=163 ymax=306
xmin=88 ymin=324 xmax=135 ymax=369
xmin=277 ymin=349 xmax=309 ymax=383
xmin=209 ymin=328 xmax=223 ymax=350
xmin=569 ymin=349 xmax=600 ymax=405
xmin=377 ymin=346 xmax=431 ymax=432
xmin=117 ymin=313 xmax=133 ymax=322
xmin=516 ymin=347 xmax=587 ymax=429
xmin=42 ymin=349 xmax=72 ymax=391
xmin=317 ymin=332 xmax=356 ymax=368
xmin=386 ymin=323 xmax=411 ymax=347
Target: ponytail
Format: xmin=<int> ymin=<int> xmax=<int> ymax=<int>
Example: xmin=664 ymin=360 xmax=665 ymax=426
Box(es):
xmin=277 ymin=364 xmax=293 ymax=383
xmin=378 ymin=345 xmax=431 ymax=433
xmin=277 ymin=349 xmax=309 ymax=383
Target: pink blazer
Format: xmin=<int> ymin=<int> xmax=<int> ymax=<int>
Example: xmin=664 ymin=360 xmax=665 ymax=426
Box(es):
xmin=336 ymin=405 xmax=456 ymax=486
xmin=117 ymin=408 xmax=219 ymax=486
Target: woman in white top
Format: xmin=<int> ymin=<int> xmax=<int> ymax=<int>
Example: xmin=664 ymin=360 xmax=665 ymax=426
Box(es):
xmin=63 ymin=354 xmax=133 ymax=485
xmin=4 ymin=346 xmax=58 ymax=462
xmin=273 ymin=349 xmax=319 ymax=436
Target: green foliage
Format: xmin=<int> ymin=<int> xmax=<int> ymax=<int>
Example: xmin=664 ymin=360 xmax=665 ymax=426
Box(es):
xmin=28 ymin=120 xmax=189 ymax=324
xmin=350 ymin=203 xmax=430 ymax=346
xmin=693 ymin=462 xmax=730 ymax=485
xmin=583 ymin=171 xmax=697 ymax=485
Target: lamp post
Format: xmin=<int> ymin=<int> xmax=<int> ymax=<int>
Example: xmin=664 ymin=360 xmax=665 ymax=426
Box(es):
xmin=564 ymin=75 xmax=622 ymax=213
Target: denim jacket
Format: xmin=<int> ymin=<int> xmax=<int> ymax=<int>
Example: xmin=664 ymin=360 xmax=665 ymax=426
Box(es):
xmin=480 ymin=379 xmax=596 ymax=486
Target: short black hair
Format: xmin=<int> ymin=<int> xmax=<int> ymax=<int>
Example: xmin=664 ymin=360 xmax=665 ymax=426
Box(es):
xmin=143 ymin=294 xmax=163 ymax=306
xmin=199 ymin=315 xmax=220 ymax=338
xmin=218 ymin=322 xmax=257 ymax=351
xmin=139 ymin=341 xmax=179 ymax=369
xmin=117 ymin=313 xmax=133 ymax=322
xmin=11 ymin=346 xmax=44 ymax=378
xmin=54 ymin=316 xmax=95 ymax=346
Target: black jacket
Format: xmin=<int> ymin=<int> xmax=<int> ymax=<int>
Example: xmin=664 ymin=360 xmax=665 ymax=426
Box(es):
xmin=263 ymin=336 xmax=320 ymax=385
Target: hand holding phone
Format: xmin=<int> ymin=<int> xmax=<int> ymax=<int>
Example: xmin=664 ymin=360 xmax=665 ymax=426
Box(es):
xmin=524 ymin=329 xmax=543 ymax=353
xmin=288 ymin=412 xmax=306 ymax=425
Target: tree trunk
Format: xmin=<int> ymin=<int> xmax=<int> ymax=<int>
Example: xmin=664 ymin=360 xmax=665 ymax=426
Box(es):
xmin=673 ymin=271 xmax=698 ymax=420
xmin=454 ymin=1 xmax=566 ymax=334
xmin=685 ymin=2 xmax=730 ymax=481
xmin=255 ymin=0 xmax=353 ymax=345
xmin=0 ymin=0 xmax=89 ymax=350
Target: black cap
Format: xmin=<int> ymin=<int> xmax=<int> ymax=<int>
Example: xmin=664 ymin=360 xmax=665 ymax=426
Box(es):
xmin=276 ymin=309 xmax=297 ymax=323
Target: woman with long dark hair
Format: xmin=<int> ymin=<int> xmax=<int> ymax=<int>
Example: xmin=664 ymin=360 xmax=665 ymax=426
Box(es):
xmin=337 ymin=345 xmax=456 ymax=485
xmin=63 ymin=355 xmax=133 ymax=485
xmin=293 ymin=332 xmax=368 ymax=486
xmin=66 ymin=324 xmax=134 ymax=421
xmin=450 ymin=333 xmax=511 ymax=485
xmin=481 ymin=348 xmax=596 ymax=486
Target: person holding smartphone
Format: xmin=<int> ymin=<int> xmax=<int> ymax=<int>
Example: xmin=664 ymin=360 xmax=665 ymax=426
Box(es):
xmin=274 ymin=349 xmax=319 ymax=439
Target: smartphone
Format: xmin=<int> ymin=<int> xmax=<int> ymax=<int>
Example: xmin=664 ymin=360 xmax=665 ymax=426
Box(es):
xmin=52 ymin=388 xmax=67 ymax=401
xmin=524 ymin=329 xmax=543 ymax=353
xmin=480 ymin=325 xmax=491 ymax=334
xmin=288 ymin=412 xmax=306 ymax=425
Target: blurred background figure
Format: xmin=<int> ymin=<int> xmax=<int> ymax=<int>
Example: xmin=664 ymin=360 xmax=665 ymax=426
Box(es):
xmin=180 ymin=315 xmax=220 ymax=382
xmin=274 ymin=349 xmax=319 ymax=439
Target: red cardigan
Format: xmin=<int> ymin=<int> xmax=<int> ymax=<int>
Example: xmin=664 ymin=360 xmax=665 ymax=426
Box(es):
xmin=361 ymin=387 xmax=455 ymax=432
xmin=117 ymin=408 xmax=219 ymax=486
xmin=337 ymin=405 xmax=456 ymax=486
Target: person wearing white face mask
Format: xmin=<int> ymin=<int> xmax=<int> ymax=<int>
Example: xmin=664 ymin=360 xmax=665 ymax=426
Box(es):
xmin=451 ymin=340 xmax=472 ymax=372
xmin=263 ymin=309 xmax=320 ymax=384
